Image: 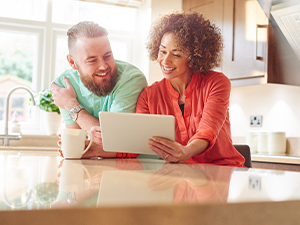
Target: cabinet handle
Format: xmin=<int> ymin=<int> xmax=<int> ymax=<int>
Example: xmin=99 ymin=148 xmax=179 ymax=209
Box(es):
xmin=256 ymin=24 xmax=268 ymax=61
xmin=232 ymin=0 xmax=236 ymax=61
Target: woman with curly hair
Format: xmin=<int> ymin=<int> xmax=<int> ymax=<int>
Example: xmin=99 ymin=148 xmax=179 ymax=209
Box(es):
xmin=136 ymin=11 xmax=245 ymax=167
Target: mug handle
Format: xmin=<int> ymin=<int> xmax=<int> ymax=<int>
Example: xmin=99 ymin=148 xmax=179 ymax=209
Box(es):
xmin=82 ymin=131 xmax=93 ymax=155
xmin=81 ymin=164 xmax=91 ymax=189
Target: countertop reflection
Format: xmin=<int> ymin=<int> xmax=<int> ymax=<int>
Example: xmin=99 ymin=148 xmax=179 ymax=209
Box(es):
xmin=1 ymin=150 xmax=300 ymax=211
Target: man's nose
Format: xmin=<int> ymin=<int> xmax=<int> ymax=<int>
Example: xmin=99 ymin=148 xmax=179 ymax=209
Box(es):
xmin=98 ymin=59 xmax=108 ymax=70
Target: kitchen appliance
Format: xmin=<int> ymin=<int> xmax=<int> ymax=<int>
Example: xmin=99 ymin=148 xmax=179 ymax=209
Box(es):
xmin=258 ymin=0 xmax=300 ymax=61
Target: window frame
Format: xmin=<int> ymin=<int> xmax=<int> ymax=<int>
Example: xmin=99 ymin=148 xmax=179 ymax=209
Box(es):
xmin=0 ymin=0 xmax=145 ymax=135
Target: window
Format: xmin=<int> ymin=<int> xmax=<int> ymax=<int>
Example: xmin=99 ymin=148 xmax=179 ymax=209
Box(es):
xmin=0 ymin=0 xmax=47 ymax=21
xmin=0 ymin=0 xmax=144 ymax=134
xmin=0 ymin=97 xmax=4 ymax=120
xmin=0 ymin=29 xmax=39 ymax=127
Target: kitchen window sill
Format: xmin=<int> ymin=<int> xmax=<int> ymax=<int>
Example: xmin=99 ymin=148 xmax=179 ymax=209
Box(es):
xmin=0 ymin=134 xmax=59 ymax=149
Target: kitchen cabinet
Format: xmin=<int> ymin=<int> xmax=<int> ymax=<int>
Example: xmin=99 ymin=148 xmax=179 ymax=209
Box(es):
xmin=183 ymin=0 xmax=269 ymax=87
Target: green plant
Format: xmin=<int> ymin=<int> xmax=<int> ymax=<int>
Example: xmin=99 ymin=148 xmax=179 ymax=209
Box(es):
xmin=34 ymin=89 xmax=60 ymax=115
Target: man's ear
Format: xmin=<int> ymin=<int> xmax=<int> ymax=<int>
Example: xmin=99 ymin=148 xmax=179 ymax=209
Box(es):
xmin=67 ymin=54 xmax=78 ymax=70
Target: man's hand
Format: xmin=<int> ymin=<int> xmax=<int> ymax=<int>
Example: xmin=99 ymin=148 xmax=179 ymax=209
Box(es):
xmin=51 ymin=77 xmax=79 ymax=111
xmin=81 ymin=126 xmax=104 ymax=158
xmin=57 ymin=126 xmax=117 ymax=159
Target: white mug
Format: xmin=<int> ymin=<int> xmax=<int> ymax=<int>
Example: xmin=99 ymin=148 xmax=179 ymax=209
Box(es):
xmin=268 ymin=132 xmax=286 ymax=155
xmin=61 ymin=129 xmax=93 ymax=159
xmin=246 ymin=131 xmax=258 ymax=154
xmin=257 ymin=131 xmax=268 ymax=154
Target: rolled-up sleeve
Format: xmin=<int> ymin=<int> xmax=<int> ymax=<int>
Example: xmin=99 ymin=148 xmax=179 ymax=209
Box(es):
xmin=188 ymin=74 xmax=231 ymax=150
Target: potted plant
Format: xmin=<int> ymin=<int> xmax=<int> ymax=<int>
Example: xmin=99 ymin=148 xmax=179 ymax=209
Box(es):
xmin=34 ymin=89 xmax=62 ymax=135
xmin=35 ymin=89 xmax=60 ymax=115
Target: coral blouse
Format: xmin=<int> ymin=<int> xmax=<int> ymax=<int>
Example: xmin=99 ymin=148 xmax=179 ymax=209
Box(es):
xmin=136 ymin=71 xmax=245 ymax=167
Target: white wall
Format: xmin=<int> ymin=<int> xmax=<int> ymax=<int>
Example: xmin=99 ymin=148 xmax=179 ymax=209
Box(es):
xmin=229 ymin=83 xmax=300 ymax=138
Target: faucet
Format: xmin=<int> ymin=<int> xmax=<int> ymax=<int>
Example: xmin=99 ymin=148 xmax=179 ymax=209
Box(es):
xmin=0 ymin=86 xmax=36 ymax=146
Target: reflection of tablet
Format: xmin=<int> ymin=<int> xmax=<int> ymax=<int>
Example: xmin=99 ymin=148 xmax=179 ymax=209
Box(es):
xmin=99 ymin=112 xmax=175 ymax=155
xmin=97 ymin=170 xmax=174 ymax=206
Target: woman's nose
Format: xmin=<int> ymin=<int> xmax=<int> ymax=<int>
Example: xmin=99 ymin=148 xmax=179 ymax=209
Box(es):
xmin=162 ymin=53 xmax=171 ymax=64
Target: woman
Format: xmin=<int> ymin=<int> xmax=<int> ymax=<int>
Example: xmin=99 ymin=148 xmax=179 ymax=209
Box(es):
xmin=136 ymin=11 xmax=245 ymax=167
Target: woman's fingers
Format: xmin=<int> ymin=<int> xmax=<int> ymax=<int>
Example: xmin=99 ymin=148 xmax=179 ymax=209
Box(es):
xmin=148 ymin=138 xmax=183 ymax=163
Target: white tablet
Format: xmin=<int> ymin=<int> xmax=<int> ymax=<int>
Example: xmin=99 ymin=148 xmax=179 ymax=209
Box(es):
xmin=99 ymin=112 xmax=175 ymax=155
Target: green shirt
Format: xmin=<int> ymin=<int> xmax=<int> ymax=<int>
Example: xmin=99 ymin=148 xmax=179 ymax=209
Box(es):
xmin=54 ymin=60 xmax=147 ymax=125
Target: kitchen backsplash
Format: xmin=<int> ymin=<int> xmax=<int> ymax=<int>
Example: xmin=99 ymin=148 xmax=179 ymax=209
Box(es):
xmin=230 ymin=83 xmax=300 ymax=154
xmin=229 ymin=83 xmax=300 ymax=137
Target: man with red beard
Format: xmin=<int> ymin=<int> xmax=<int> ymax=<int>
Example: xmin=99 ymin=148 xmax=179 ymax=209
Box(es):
xmin=51 ymin=21 xmax=147 ymax=159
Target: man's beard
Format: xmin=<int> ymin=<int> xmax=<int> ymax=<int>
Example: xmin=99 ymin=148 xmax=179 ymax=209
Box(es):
xmin=78 ymin=68 xmax=119 ymax=97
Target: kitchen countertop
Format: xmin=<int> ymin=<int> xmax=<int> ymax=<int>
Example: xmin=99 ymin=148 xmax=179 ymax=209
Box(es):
xmin=251 ymin=153 xmax=300 ymax=165
xmin=2 ymin=150 xmax=300 ymax=224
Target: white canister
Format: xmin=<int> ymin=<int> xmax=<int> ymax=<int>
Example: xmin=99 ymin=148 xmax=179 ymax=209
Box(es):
xmin=245 ymin=131 xmax=258 ymax=153
xmin=257 ymin=132 xmax=268 ymax=154
xmin=268 ymin=132 xmax=286 ymax=155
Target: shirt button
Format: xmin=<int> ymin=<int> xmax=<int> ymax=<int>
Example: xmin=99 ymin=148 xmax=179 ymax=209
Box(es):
xmin=96 ymin=105 xmax=99 ymax=108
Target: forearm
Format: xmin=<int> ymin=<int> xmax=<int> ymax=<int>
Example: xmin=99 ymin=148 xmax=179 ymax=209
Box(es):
xmin=185 ymin=139 xmax=209 ymax=158
xmin=75 ymin=109 xmax=100 ymax=131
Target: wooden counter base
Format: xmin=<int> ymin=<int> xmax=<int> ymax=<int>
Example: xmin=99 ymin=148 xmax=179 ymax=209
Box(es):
xmin=2 ymin=200 xmax=300 ymax=225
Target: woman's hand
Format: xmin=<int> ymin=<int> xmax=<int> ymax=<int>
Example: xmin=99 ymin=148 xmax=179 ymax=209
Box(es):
xmin=148 ymin=137 xmax=190 ymax=162
xmin=147 ymin=164 xmax=209 ymax=191
xmin=148 ymin=137 xmax=209 ymax=163
xmin=147 ymin=164 xmax=185 ymax=190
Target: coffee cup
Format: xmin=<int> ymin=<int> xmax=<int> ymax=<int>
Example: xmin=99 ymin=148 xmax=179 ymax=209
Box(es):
xmin=61 ymin=129 xmax=93 ymax=159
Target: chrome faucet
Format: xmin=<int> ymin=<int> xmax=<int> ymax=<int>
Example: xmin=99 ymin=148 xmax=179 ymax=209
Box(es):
xmin=0 ymin=86 xmax=36 ymax=146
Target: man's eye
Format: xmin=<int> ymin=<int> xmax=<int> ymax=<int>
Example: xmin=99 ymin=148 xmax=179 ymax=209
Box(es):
xmin=174 ymin=54 xmax=181 ymax=57
xmin=87 ymin=59 xmax=97 ymax=63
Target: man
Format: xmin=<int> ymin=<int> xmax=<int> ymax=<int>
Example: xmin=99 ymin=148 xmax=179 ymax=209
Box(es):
xmin=51 ymin=21 xmax=147 ymax=158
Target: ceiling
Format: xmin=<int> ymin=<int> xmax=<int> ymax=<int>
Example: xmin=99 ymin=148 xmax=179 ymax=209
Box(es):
xmin=79 ymin=0 xmax=143 ymax=7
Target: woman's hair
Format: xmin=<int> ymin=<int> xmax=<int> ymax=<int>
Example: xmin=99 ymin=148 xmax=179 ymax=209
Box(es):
xmin=146 ymin=11 xmax=223 ymax=74
xmin=67 ymin=21 xmax=108 ymax=55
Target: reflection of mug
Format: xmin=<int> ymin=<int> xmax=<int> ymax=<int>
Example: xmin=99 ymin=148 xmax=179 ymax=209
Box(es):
xmin=61 ymin=129 xmax=93 ymax=159
xmin=59 ymin=160 xmax=91 ymax=192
